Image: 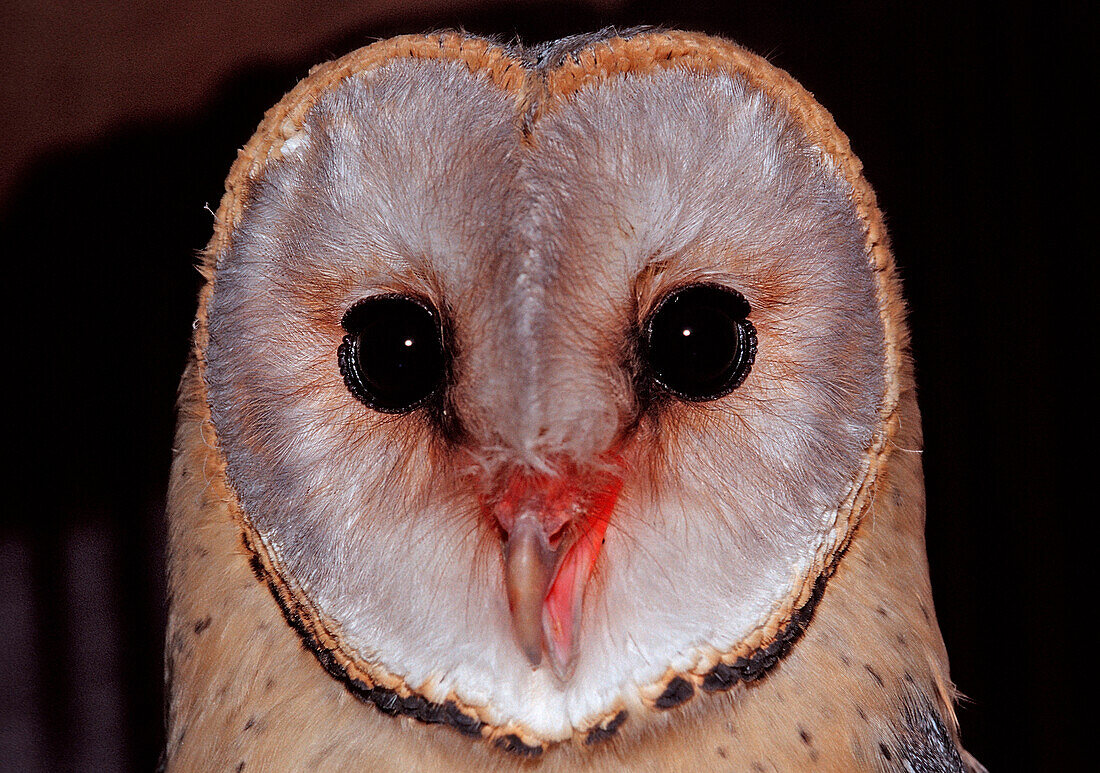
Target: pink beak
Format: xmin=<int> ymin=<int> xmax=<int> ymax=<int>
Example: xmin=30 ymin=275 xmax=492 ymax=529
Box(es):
xmin=486 ymin=460 xmax=623 ymax=681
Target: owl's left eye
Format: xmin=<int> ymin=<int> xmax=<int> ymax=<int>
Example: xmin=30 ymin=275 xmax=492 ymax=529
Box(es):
xmin=642 ymin=283 xmax=757 ymax=402
xmin=338 ymin=295 xmax=446 ymax=413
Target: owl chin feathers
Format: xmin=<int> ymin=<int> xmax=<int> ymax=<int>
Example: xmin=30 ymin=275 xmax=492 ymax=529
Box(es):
xmin=201 ymin=31 xmax=892 ymax=743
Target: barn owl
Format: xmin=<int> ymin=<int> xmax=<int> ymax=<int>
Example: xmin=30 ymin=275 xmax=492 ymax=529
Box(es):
xmin=165 ymin=29 xmax=981 ymax=772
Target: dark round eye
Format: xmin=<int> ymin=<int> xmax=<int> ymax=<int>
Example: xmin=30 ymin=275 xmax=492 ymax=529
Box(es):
xmin=642 ymin=284 xmax=757 ymax=402
xmin=338 ymin=295 xmax=446 ymax=413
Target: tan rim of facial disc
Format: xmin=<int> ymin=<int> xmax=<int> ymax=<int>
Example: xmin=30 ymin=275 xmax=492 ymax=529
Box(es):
xmin=192 ymin=30 xmax=904 ymax=754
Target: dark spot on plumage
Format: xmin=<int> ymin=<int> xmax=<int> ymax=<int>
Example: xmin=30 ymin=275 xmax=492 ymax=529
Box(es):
xmin=400 ymin=693 xmax=429 ymax=718
xmin=904 ymin=671 xmax=915 ymax=684
xmin=442 ymin=701 xmax=484 ymax=737
xmin=247 ymin=552 xmax=265 ymax=582
xmin=264 ymin=677 xmax=275 ymax=691
xmin=789 ymin=572 xmax=828 ymax=630
xmin=919 ymin=601 xmax=931 ymax=623
xmin=896 ymin=633 xmax=907 ymax=647
xmin=585 ymin=710 xmax=627 ymax=744
xmin=778 ymin=618 xmax=803 ymax=643
xmin=876 ymin=605 xmax=888 ymax=617
xmin=702 ymin=661 xmax=738 ymax=692
xmin=371 ymin=687 xmax=403 ymax=715
xmin=840 ymin=654 xmax=851 ymax=666
xmin=236 ymin=762 xmax=246 ymax=772
xmin=243 ymin=717 xmax=255 ymax=731
xmin=864 ymin=664 xmax=885 ymax=687
xmin=755 ymin=653 xmax=779 ymax=672
xmin=761 ymin=638 xmax=785 ymax=658
xmin=494 ymin=734 xmax=543 ymax=757
xmin=751 ymin=763 xmax=765 ymax=772
xmin=857 ymin=707 xmax=868 ymax=722
xmin=412 ymin=701 xmax=445 ymax=725
xmin=798 ymin=727 xmax=812 ymax=746
xmin=716 ymin=747 xmax=728 ymax=759
xmin=880 ymin=743 xmax=893 ymax=761
xmin=305 ymin=636 xmax=339 ymax=674
xmin=193 ymin=615 xmax=212 ymax=635
xmin=892 ymin=484 xmax=903 ymax=508
xmin=655 ymin=676 xmax=694 ymax=708
xmin=740 ymin=658 xmax=766 ymax=682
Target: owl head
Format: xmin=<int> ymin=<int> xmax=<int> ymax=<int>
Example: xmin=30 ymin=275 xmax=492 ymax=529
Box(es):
xmin=194 ymin=29 xmax=906 ymax=752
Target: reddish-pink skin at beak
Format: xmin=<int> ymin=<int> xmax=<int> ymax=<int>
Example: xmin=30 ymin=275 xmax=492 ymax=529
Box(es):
xmin=487 ymin=460 xmax=624 ymax=679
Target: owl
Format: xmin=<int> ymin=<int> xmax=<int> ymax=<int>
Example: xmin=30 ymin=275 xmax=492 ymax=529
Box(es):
xmin=165 ymin=29 xmax=981 ymax=772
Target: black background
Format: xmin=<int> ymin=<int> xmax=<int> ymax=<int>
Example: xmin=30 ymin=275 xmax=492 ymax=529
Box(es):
xmin=0 ymin=2 xmax=1078 ymax=770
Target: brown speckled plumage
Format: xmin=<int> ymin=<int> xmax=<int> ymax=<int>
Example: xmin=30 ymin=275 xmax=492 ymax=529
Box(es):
xmin=165 ymin=29 xmax=981 ymax=771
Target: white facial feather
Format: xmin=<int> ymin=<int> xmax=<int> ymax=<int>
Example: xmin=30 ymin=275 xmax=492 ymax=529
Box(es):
xmin=205 ymin=53 xmax=884 ymax=739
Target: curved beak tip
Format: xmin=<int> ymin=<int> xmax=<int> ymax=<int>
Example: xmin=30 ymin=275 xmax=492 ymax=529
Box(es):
xmin=492 ymin=462 xmax=624 ymax=680
xmin=503 ymin=514 xmax=556 ymax=671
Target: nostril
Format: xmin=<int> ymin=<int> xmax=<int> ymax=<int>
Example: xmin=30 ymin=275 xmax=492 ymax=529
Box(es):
xmin=545 ymin=520 xmax=571 ymax=549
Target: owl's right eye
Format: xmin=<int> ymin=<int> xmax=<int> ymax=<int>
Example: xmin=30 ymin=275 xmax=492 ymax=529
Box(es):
xmin=338 ymin=295 xmax=447 ymax=413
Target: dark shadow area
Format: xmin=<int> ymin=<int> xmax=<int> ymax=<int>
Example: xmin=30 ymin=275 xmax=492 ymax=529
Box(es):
xmin=0 ymin=2 xmax=1074 ymax=770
